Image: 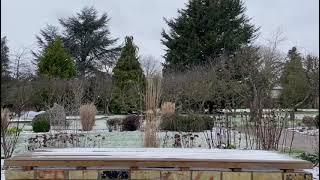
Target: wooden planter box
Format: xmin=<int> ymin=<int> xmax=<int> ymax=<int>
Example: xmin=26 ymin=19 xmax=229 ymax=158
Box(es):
xmin=4 ymin=148 xmax=313 ymax=180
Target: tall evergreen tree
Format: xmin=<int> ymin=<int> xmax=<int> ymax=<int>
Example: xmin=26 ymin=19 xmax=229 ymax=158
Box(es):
xmin=38 ymin=38 xmax=76 ymax=79
xmin=1 ymin=36 xmax=11 ymax=106
xmin=161 ymin=0 xmax=258 ymax=72
xmin=32 ymin=25 xmax=60 ymax=65
xmin=59 ymin=6 xmax=121 ymax=76
xmin=111 ymin=36 xmax=145 ymax=113
xmin=280 ymin=47 xmax=310 ymax=109
xmin=1 ymin=36 xmax=10 ymax=77
xmin=304 ymin=55 xmax=319 ymax=108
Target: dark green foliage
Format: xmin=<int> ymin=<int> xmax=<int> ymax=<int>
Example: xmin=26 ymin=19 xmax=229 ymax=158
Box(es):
xmin=304 ymin=55 xmax=319 ymax=108
xmin=121 ymin=115 xmax=140 ymax=131
xmin=160 ymin=114 xmax=215 ymax=132
xmin=32 ymin=113 xmax=51 ymax=132
xmin=1 ymin=36 xmax=12 ymax=106
xmin=280 ymin=47 xmax=310 ymax=108
xmin=161 ymin=0 xmax=258 ymax=72
xmin=33 ymin=7 xmax=120 ymax=76
xmin=1 ymin=36 xmax=10 ymax=77
xmin=226 ymin=144 xmax=236 ymax=149
xmin=38 ymin=38 xmax=76 ymax=79
xmin=111 ymin=36 xmax=145 ymax=114
xmin=59 ymin=7 xmax=120 ymax=76
xmin=299 ymin=152 xmax=319 ymax=166
xmin=32 ymin=25 xmax=60 ymax=65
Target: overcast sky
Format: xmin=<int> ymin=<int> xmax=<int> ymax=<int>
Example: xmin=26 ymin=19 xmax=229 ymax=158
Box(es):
xmin=1 ymin=0 xmax=319 ymax=67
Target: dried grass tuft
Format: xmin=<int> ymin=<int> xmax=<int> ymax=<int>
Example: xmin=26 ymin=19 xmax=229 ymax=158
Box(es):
xmin=1 ymin=108 xmax=10 ymax=132
xmin=80 ymin=103 xmax=97 ymax=131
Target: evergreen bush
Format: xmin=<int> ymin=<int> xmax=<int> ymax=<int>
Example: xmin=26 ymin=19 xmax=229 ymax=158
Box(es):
xmin=32 ymin=113 xmax=51 ymax=132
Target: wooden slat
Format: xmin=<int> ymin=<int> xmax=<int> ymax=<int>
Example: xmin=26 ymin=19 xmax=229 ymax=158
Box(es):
xmin=5 ymin=159 xmax=312 ymax=169
xmin=4 ymin=148 xmax=313 ymax=170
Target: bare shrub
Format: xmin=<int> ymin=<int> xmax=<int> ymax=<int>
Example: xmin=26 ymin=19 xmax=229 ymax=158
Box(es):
xmin=80 ymin=103 xmax=97 ymax=131
xmin=106 ymin=118 xmax=123 ymax=131
xmin=27 ymin=132 xmax=106 ymax=150
xmin=1 ymin=108 xmax=10 ymax=130
xmin=1 ymin=108 xmax=23 ymax=158
xmin=302 ymin=116 xmax=318 ymax=128
xmin=48 ymin=103 xmax=67 ymax=130
xmin=161 ymin=102 xmax=175 ymax=114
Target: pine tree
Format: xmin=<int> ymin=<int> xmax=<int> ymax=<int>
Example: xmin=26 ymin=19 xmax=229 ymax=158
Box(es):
xmin=111 ymin=36 xmax=145 ymax=113
xmin=1 ymin=36 xmax=10 ymax=77
xmin=59 ymin=6 xmax=121 ymax=76
xmin=32 ymin=25 xmax=60 ymax=65
xmin=161 ymin=0 xmax=258 ymax=72
xmin=38 ymin=38 xmax=76 ymax=79
xmin=304 ymin=55 xmax=319 ymax=108
xmin=280 ymin=47 xmax=310 ymax=109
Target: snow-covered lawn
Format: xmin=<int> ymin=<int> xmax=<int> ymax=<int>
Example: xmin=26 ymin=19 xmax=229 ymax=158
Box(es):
xmin=305 ymin=166 xmax=319 ymax=180
xmin=2 ymin=111 xmax=318 ymax=179
xmin=288 ymin=127 xmax=319 ymax=136
xmin=2 ymin=129 xmax=245 ymax=156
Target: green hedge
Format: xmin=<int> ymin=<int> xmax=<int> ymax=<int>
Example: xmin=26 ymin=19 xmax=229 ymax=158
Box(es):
xmin=160 ymin=114 xmax=215 ymax=132
xmin=32 ymin=113 xmax=51 ymax=132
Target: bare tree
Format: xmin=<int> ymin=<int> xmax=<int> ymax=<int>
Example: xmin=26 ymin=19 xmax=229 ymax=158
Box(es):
xmin=140 ymin=55 xmax=162 ymax=77
xmin=10 ymin=47 xmax=32 ymax=80
xmin=92 ymin=73 xmax=114 ymax=114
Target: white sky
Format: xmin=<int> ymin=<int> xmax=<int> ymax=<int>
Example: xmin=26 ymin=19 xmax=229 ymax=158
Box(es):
xmin=1 ymin=0 xmax=319 ymax=67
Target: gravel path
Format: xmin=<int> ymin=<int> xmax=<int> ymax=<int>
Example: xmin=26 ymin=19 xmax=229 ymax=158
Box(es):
xmin=280 ymin=129 xmax=319 ymax=153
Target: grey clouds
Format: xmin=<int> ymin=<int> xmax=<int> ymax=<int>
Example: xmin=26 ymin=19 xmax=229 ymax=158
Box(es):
xmin=1 ymin=0 xmax=319 ymax=66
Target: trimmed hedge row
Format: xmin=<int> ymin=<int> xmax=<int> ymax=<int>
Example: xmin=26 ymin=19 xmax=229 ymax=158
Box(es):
xmin=160 ymin=114 xmax=215 ymax=132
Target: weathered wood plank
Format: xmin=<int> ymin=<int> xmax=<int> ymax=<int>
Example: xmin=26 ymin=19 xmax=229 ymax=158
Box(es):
xmin=222 ymin=172 xmax=251 ymax=180
xmin=131 ymin=170 xmax=161 ymax=180
xmin=161 ymin=171 xmax=190 ymax=180
xmin=5 ymin=159 xmax=312 ymax=170
xmin=252 ymin=172 xmax=282 ymax=180
xmin=192 ymin=171 xmax=221 ymax=180
xmin=4 ymin=148 xmax=313 ymax=170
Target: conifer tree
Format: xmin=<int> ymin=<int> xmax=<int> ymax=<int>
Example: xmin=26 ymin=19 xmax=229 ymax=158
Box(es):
xmin=38 ymin=38 xmax=76 ymax=79
xmin=60 ymin=7 xmax=120 ymax=76
xmin=111 ymin=36 xmax=145 ymax=113
xmin=161 ymin=0 xmax=258 ymax=72
xmin=280 ymin=47 xmax=310 ymax=109
xmin=1 ymin=36 xmax=10 ymax=77
xmin=34 ymin=7 xmax=120 ymax=76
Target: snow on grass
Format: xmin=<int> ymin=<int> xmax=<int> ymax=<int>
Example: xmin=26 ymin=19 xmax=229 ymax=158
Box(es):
xmin=2 ymin=129 xmax=249 ymax=157
xmin=288 ymin=127 xmax=319 ymax=136
xmin=305 ymin=166 xmax=319 ymax=180
xmin=1 ymin=159 xmax=4 ymax=180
